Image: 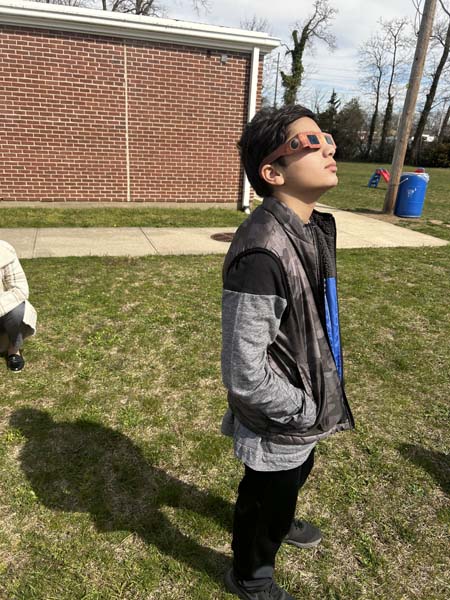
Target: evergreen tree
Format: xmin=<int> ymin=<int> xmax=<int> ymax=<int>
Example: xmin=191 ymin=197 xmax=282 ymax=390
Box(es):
xmin=317 ymin=90 xmax=341 ymax=135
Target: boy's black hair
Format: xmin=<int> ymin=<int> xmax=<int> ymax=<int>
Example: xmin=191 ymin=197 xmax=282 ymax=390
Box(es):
xmin=238 ymin=104 xmax=316 ymax=198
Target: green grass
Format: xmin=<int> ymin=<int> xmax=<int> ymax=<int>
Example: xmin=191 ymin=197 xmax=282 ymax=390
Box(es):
xmin=0 ymin=206 xmax=247 ymax=228
xmin=0 ymin=251 xmax=449 ymax=599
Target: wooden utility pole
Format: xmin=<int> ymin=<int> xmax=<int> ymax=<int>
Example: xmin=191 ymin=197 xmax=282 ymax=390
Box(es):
xmin=383 ymin=0 xmax=438 ymax=214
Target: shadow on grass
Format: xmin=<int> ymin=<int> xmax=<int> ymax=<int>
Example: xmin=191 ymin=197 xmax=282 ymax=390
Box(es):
xmin=10 ymin=408 xmax=233 ymax=584
xmin=399 ymin=443 xmax=450 ymax=495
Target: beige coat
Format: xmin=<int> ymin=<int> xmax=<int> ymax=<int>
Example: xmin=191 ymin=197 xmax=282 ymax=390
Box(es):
xmin=0 ymin=240 xmax=37 ymax=352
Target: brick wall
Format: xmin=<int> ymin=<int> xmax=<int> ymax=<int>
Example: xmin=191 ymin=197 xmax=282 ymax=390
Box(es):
xmin=0 ymin=25 xmax=261 ymax=203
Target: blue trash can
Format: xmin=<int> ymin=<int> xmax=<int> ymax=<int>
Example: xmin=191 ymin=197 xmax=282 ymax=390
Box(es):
xmin=394 ymin=172 xmax=430 ymax=218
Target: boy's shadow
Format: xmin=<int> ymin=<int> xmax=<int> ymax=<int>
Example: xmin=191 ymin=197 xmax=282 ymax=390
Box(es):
xmin=398 ymin=443 xmax=450 ymax=495
xmin=10 ymin=408 xmax=233 ymax=583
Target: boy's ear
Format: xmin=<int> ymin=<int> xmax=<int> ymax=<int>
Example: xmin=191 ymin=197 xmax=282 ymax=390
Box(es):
xmin=260 ymin=164 xmax=285 ymax=187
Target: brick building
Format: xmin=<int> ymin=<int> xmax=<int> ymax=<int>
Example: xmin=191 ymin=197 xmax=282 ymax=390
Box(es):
xmin=0 ymin=1 xmax=278 ymax=206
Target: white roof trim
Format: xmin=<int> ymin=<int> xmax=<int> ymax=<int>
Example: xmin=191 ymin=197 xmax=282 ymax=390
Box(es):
xmin=0 ymin=0 xmax=280 ymax=53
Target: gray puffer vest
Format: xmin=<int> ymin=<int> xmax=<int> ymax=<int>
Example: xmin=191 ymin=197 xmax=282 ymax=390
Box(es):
xmin=223 ymin=196 xmax=354 ymax=444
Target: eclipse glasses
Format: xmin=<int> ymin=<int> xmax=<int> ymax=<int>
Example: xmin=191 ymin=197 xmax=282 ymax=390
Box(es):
xmin=259 ymin=131 xmax=336 ymax=177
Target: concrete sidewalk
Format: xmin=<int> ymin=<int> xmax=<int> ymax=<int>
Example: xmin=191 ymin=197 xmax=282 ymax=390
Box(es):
xmin=0 ymin=205 xmax=447 ymax=258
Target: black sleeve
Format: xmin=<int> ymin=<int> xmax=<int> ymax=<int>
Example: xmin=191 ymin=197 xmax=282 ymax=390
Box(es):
xmin=223 ymin=250 xmax=288 ymax=300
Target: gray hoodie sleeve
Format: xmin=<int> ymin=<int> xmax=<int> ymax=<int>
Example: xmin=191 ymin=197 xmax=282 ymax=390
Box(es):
xmin=221 ymin=251 xmax=316 ymax=427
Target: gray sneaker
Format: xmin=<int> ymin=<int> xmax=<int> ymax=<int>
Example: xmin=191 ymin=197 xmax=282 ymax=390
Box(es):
xmin=224 ymin=568 xmax=295 ymax=599
xmin=284 ymin=519 xmax=322 ymax=549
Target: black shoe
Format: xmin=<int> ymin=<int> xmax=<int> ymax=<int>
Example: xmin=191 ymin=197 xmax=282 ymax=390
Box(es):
xmin=284 ymin=519 xmax=322 ymax=549
xmin=7 ymin=353 xmax=25 ymax=372
xmin=224 ymin=568 xmax=295 ymax=599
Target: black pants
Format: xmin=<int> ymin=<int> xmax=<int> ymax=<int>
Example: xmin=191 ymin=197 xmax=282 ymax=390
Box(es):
xmin=0 ymin=302 xmax=26 ymax=351
xmin=232 ymin=448 xmax=315 ymax=590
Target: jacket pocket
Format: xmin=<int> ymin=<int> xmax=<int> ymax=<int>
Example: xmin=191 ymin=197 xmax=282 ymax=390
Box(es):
xmin=268 ymin=349 xmax=301 ymax=388
xmin=301 ymin=394 xmax=317 ymax=428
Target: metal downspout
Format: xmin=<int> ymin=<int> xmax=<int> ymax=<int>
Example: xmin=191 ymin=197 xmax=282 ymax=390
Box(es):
xmin=241 ymin=46 xmax=259 ymax=214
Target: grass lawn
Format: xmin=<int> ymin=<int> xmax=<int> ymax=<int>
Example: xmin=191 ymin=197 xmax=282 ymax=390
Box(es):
xmin=0 ymin=206 xmax=247 ymax=229
xmin=0 ymin=250 xmax=449 ymax=599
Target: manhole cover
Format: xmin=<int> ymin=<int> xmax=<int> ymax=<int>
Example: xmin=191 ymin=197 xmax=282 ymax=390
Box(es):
xmin=211 ymin=232 xmax=235 ymax=242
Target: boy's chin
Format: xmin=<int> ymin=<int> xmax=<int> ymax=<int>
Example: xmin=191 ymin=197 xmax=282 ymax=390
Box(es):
xmin=325 ymin=175 xmax=338 ymax=188
xmin=319 ymin=176 xmax=338 ymax=192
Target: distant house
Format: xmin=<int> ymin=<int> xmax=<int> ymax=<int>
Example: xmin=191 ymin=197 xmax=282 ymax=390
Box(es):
xmin=408 ymin=134 xmax=436 ymax=144
xmin=0 ymin=1 xmax=278 ymax=206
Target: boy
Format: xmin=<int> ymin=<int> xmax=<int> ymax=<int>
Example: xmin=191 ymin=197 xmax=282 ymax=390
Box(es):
xmin=221 ymin=105 xmax=354 ymax=600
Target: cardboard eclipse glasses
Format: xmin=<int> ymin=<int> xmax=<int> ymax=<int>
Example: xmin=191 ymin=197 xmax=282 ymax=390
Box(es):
xmin=259 ymin=131 xmax=336 ymax=177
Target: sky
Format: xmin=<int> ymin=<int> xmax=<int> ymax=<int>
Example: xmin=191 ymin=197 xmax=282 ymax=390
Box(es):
xmin=165 ymin=0 xmax=418 ymax=107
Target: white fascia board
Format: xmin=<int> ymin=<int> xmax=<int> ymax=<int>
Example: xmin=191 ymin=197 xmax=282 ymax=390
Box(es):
xmin=0 ymin=0 xmax=280 ymax=54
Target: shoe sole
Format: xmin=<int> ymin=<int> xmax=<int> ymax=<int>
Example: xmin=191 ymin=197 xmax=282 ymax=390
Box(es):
xmin=284 ymin=537 xmax=322 ymax=549
xmin=224 ymin=569 xmax=254 ymax=599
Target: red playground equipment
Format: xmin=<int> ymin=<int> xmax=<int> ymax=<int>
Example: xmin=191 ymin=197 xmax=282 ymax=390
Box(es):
xmin=368 ymin=168 xmax=391 ymax=188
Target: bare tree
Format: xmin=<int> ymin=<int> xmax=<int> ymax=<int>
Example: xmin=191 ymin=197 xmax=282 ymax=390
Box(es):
xmin=377 ymin=18 xmax=409 ymax=160
xmin=281 ymin=0 xmax=337 ymax=105
xmin=240 ymin=16 xmax=276 ymax=106
xmin=100 ymin=0 xmax=209 ymax=16
xmin=38 ymin=0 xmax=210 ymax=15
xmin=240 ymin=16 xmax=271 ymax=34
xmin=437 ymin=99 xmax=450 ymax=140
xmin=37 ymin=0 xmax=92 ymax=6
xmin=258 ymin=51 xmax=285 ymax=107
xmin=311 ymin=88 xmax=328 ymax=114
xmin=410 ymin=0 xmax=450 ymax=160
xmin=105 ymin=0 xmax=160 ymax=14
xmin=358 ymin=32 xmax=389 ymax=158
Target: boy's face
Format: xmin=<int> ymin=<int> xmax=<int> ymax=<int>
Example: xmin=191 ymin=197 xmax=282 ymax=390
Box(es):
xmin=263 ymin=116 xmax=338 ymax=202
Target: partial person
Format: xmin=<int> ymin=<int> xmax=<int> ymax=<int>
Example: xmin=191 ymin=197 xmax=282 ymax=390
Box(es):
xmin=0 ymin=241 xmax=37 ymax=371
xmin=221 ymin=105 xmax=354 ymax=600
